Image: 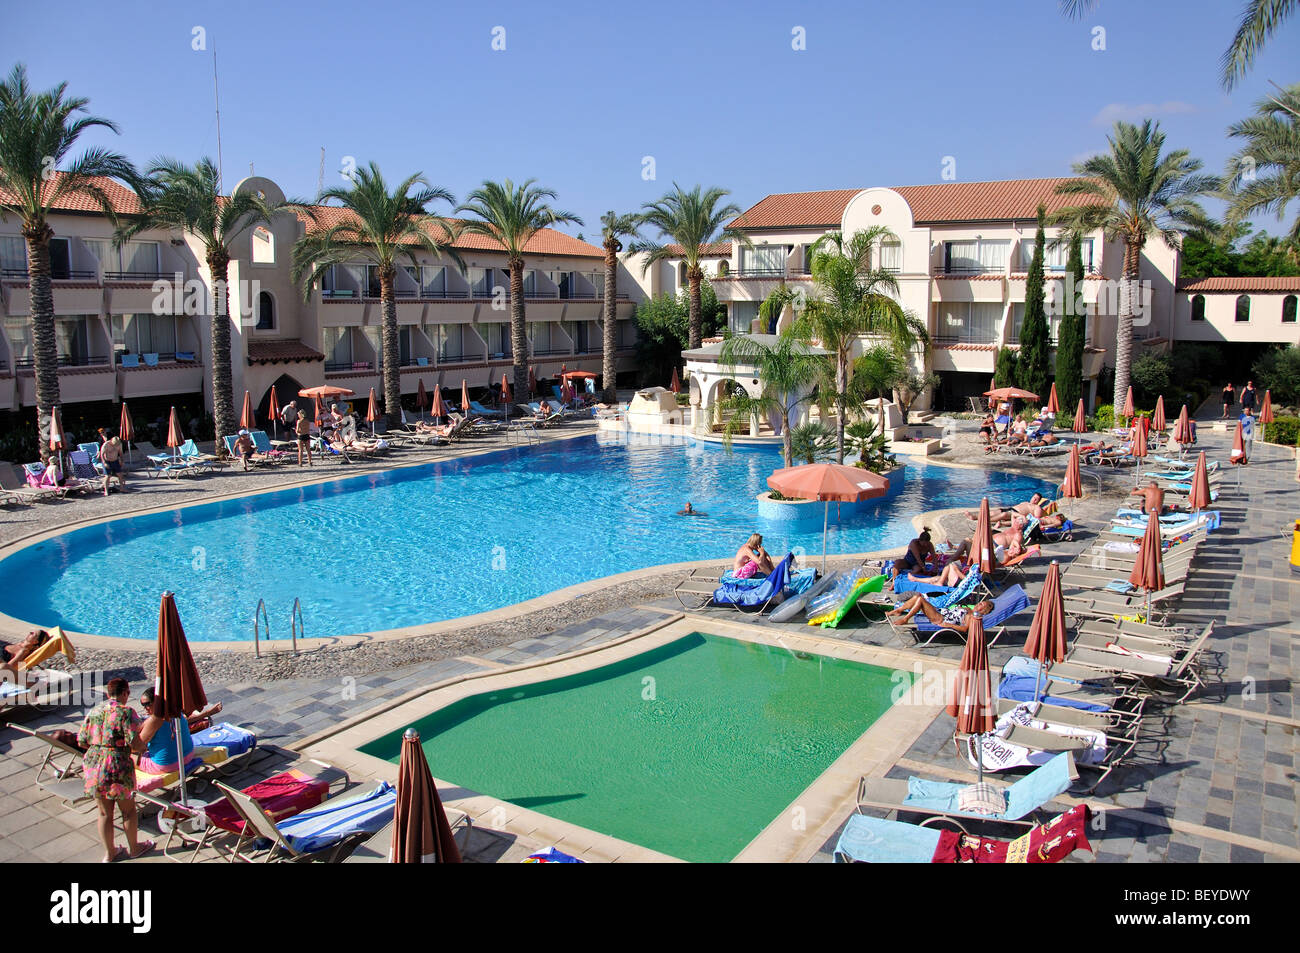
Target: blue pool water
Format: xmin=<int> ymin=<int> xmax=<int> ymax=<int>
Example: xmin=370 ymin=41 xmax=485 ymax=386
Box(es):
xmin=0 ymin=435 xmax=1054 ymax=641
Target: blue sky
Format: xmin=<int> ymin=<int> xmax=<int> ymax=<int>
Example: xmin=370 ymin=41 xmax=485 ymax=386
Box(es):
xmin=2 ymin=0 xmax=1297 ymax=239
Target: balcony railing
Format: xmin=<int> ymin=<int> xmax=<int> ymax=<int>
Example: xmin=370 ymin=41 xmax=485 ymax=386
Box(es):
xmin=933 ymin=334 xmax=999 ymax=347
xmin=15 ymin=355 xmax=112 ymax=368
xmin=104 ymin=270 xmax=169 ymax=281
xmin=941 ymin=265 xmax=1005 ymax=275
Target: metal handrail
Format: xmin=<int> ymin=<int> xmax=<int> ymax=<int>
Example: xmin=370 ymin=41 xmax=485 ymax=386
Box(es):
xmin=290 ymin=598 xmax=303 ymax=656
xmin=253 ymin=598 xmax=269 ymax=659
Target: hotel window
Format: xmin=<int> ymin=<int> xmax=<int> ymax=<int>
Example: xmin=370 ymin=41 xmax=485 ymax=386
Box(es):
xmin=482 ymin=323 xmax=511 ymax=358
xmin=523 ymin=270 xmax=537 ymax=295
xmin=255 ymin=291 xmax=275 ymax=331
xmin=1235 ymin=295 xmax=1251 ymax=322
xmin=53 ymin=316 xmax=93 ymax=365
xmin=1190 ymin=295 xmax=1206 ymax=321
xmin=938 ymin=302 xmax=1001 ymax=344
xmin=878 ymin=241 xmax=901 ymax=273
xmin=5 ymin=319 xmax=33 ymax=365
xmin=0 ymin=235 xmax=25 ymax=275
xmin=436 ymin=325 xmax=464 ymax=362
xmin=1019 ymin=237 xmax=1093 ymax=272
xmin=421 ymin=265 xmax=446 ymax=296
xmin=591 ymin=271 xmax=605 ymax=298
xmin=678 ymin=263 xmax=687 ymax=288
xmin=740 ymin=245 xmax=785 ymax=275
xmin=112 ymin=314 xmax=177 ymax=357
xmin=48 ymin=237 xmax=72 ymax=279
xmin=618 ymin=319 xmax=637 ymax=349
xmin=730 ymin=302 xmax=761 ymax=334
xmin=569 ymin=321 xmax=592 ymax=352
xmin=86 ymin=239 xmax=159 ymax=278
xmin=364 ymin=265 xmax=384 ymax=298
xmin=251 ymin=226 xmax=275 ymax=264
xmin=944 ymin=239 xmax=1009 ymax=274
xmin=323 ymin=327 xmax=353 ymax=368
xmin=1283 ymin=295 xmax=1297 ymax=323
xmin=1011 ymin=303 xmax=1061 ymax=344
xmin=548 ymin=270 xmax=576 ymax=299
xmin=469 ymin=267 xmax=496 ymax=297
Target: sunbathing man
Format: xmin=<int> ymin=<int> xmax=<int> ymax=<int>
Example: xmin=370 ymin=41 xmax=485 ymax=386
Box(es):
xmin=891 ymin=529 xmax=938 ymax=580
xmin=948 ymin=521 xmax=1026 ymax=565
xmin=734 ymin=533 xmax=776 ymax=579
xmin=233 ymin=429 xmax=259 ymax=471
xmin=906 ymin=560 xmax=969 ymax=588
xmin=971 ymin=493 xmax=1045 ymax=523
xmin=886 ymin=595 xmax=995 ymax=634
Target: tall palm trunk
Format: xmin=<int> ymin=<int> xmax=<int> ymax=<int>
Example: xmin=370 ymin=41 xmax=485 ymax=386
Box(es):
xmin=509 ymin=258 xmax=529 ymax=398
xmin=687 ymin=266 xmax=703 ymax=350
xmin=25 ymin=226 xmax=58 ymax=464
xmin=379 ymin=266 xmax=400 ymax=419
xmin=834 ymin=350 xmax=849 ymax=464
xmin=208 ymin=250 xmax=237 ymax=451
xmin=601 ymin=244 xmax=618 ymax=402
xmin=1113 ymin=240 xmax=1142 ymax=411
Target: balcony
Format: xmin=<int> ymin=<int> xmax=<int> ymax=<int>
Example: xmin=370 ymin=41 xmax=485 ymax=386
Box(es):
xmin=104 ymin=270 xmax=169 ymax=282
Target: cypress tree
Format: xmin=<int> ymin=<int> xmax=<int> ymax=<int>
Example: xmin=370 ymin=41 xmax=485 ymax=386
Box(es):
xmin=1017 ymin=206 xmax=1051 ymax=400
xmin=1055 ymin=231 xmax=1087 ymax=414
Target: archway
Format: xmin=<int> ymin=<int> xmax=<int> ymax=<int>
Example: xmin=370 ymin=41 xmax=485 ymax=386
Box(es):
xmin=259 ymin=372 xmax=305 ymax=426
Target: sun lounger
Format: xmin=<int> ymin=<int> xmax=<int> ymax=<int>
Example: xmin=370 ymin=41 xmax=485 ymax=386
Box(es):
xmin=1053 ymin=621 xmax=1215 ymax=702
xmin=963 ymin=704 xmax=1138 ymax=793
xmin=212 ymin=779 xmax=398 ymax=862
xmin=855 ymin=751 xmax=1078 ymax=831
xmin=995 ymin=696 xmax=1145 ymax=732
xmin=834 ymin=804 xmax=1094 ymax=863
xmin=674 ymin=554 xmax=796 ymax=613
xmin=890 ymin=584 xmax=1031 ymax=648
xmin=343 ymin=811 xmax=474 ymax=863
xmin=468 ymin=400 xmax=504 ymax=418
xmin=892 ymin=565 xmax=984 ymax=609
xmin=0 ymin=463 xmax=48 ymax=504
xmin=1062 ymin=580 xmax=1185 ymax=626
xmin=76 ymin=442 xmax=107 ymax=475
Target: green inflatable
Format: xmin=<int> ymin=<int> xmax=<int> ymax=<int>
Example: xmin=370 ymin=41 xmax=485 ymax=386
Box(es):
xmin=819 ymin=574 xmax=887 ymax=629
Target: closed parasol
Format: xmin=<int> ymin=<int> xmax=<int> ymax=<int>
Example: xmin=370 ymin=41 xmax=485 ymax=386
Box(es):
xmin=1024 ymin=561 xmax=1068 ymax=703
xmin=972 ymin=497 xmax=997 ymax=574
xmin=391 ymin=728 xmax=463 ymax=863
xmin=1073 ymin=398 xmax=1087 ymax=434
xmin=1046 ymin=383 xmax=1060 ymax=414
xmin=166 ymin=406 xmax=184 ymax=462
xmin=1127 ymin=508 xmax=1166 ymax=623
xmin=948 ymin=612 xmax=995 ymax=782
xmin=240 ymin=390 xmax=255 ymax=432
xmin=1152 ymin=395 xmax=1166 ymax=433
xmin=1187 ymin=450 xmax=1213 ymax=513
xmin=154 ymin=591 xmax=207 ymax=806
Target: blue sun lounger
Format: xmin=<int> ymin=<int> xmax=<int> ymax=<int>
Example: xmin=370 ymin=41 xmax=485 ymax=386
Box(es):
xmin=897 ymin=583 xmax=1031 ymax=647
xmin=709 ymin=553 xmax=794 ymax=612
xmin=834 ymin=813 xmax=945 ymax=863
xmin=892 ymin=565 xmax=983 ymax=609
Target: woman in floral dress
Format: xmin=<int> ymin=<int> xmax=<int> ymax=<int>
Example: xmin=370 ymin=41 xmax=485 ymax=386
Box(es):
xmin=78 ymin=677 xmax=152 ymax=861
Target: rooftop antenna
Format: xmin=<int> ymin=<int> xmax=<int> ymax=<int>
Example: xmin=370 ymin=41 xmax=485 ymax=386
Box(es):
xmin=213 ymin=42 xmax=224 ymax=191
xmin=317 ymin=147 xmax=325 ymax=197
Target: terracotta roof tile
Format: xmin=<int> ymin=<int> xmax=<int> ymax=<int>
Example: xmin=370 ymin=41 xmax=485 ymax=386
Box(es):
xmin=1176 ymin=276 xmax=1300 ymax=293
xmin=664 ymin=242 xmax=732 ymax=258
xmin=299 ymin=207 xmax=603 ymax=258
xmin=247 ymin=340 xmax=325 ymax=364
xmin=0 ymin=172 xmax=143 ymax=215
xmin=730 ymin=178 xmax=1105 ymax=229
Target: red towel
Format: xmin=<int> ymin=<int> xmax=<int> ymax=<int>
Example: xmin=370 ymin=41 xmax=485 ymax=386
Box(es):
xmin=204 ymin=768 xmax=330 ymax=833
xmin=931 ymin=805 xmax=1093 ymax=863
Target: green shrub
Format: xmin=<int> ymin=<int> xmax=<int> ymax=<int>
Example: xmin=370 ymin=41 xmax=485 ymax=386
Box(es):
xmin=1092 ymin=403 xmax=1114 ymax=430
xmin=1264 ymin=415 xmax=1300 ymax=446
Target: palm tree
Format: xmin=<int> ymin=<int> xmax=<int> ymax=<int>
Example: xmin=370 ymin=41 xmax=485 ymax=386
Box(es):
xmin=794 ymin=228 xmax=928 ymax=463
xmin=1054 ymin=121 xmax=1216 ymax=413
xmin=0 ymin=64 xmax=137 ymax=463
xmin=1060 ymin=0 xmax=1296 ymax=91
xmin=849 ymin=344 xmax=907 ymax=438
xmin=292 ymin=163 xmax=461 ymax=422
xmin=599 ymin=211 xmax=639 ymax=402
xmin=458 ymin=180 xmax=581 ymax=399
xmin=718 ymin=330 xmax=827 ymax=469
xmin=122 ymin=158 xmax=283 ymax=447
xmin=1221 ymin=0 xmax=1297 ymax=90
xmin=629 ymin=185 xmax=750 ymax=350
xmin=1224 ymin=83 xmax=1300 ymax=247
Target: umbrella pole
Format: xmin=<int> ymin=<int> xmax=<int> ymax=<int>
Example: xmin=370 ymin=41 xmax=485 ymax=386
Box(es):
xmin=822 ymin=500 xmax=829 ymax=574
xmin=976 ymin=731 xmax=983 ymax=784
xmin=175 ymin=717 xmax=188 ymax=808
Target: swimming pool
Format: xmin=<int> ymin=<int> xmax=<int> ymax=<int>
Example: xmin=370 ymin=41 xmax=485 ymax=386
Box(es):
xmin=0 ymin=435 xmax=1054 ymax=641
xmin=358 ymin=631 xmax=909 ymax=863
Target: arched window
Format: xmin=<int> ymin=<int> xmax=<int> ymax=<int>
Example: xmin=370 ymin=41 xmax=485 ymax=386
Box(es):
xmin=678 ymin=262 xmax=687 ymax=288
xmin=1235 ymin=295 xmax=1251 ymax=322
xmin=252 ymin=226 xmax=275 ymax=264
xmin=1283 ymin=295 xmax=1297 ymax=324
xmin=1190 ymin=295 xmax=1205 ymax=321
xmin=256 ymin=291 xmax=275 ymax=331
xmin=716 ymin=259 xmax=729 ymax=277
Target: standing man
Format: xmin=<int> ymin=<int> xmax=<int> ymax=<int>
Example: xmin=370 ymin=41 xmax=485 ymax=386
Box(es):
xmin=1240 ymin=380 xmax=1257 ymax=416
xmin=1240 ymin=408 xmax=1256 ymax=463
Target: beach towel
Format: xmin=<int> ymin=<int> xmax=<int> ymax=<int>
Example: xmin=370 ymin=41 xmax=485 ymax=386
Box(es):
xmin=523 ymin=847 xmax=584 ymax=863
xmin=996 ymin=673 xmax=1111 ymax=712
xmin=835 ymin=805 xmax=1092 ymax=864
xmin=191 ymin=723 xmax=257 ymax=757
xmin=967 ymin=705 xmax=1107 ymax=772
xmin=711 ymin=554 xmax=792 ymax=608
xmin=204 ymin=768 xmax=331 ymax=834
xmin=271 ymin=780 xmax=396 ymax=854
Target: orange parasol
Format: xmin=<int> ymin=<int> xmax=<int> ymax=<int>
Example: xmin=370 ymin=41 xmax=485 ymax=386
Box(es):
xmin=972 ymin=497 xmax=998 ymax=575
xmin=767 ymin=462 xmax=890 ymax=571
xmin=268 ymin=384 xmax=281 ymax=439
xmin=119 ymin=402 xmax=135 ymax=443
xmin=560 ymin=370 xmax=597 ymax=379
xmin=947 ymin=611 xmax=995 ymax=781
xmin=366 ymin=388 xmax=378 ymax=434
xmin=1073 ymin=398 xmax=1087 ymax=434
xmin=1152 ymin=395 xmax=1166 ymax=433
xmin=429 ymin=387 xmax=447 ymax=420
xmin=240 ymin=390 xmax=255 ymax=431
xmin=1173 ymin=405 xmax=1193 ymax=446
xmin=1046 ymin=382 xmax=1060 ymax=414
xmin=670 ymin=367 xmax=681 ymax=394
xmin=1187 ymin=451 xmax=1212 ymax=512
xmin=501 ymin=371 xmax=511 ymax=404
xmin=1230 ymin=419 xmax=1246 ymax=465
xmin=166 ymin=406 xmax=184 ymax=461
xmin=984 ymin=386 xmax=1039 ymax=402
xmin=1130 ymin=415 xmax=1148 ymax=466
xmin=391 ymin=728 xmax=463 ymax=863
xmin=299 ymin=385 xmax=355 ymax=399
xmin=1024 ymin=561 xmax=1069 ymax=701
xmin=154 ymin=591 xmax=207 ymax=805
xmin=1127 ymin=508 xmax=1166 ymax=623
xmin=1121 ymin=386 xmax=1135 ymax=422
xmin=313 ymin=396 xmax=323 ymax=426
xmin=49 ymin=405 xmax=66 ymax=452
xmin=1259 ymin=390 xmax=1274 ymax=425
xmin=460 ymin=380 xmax=469 ymax=416
xmin=1061 ymin=444 xmax=1083 ymax=502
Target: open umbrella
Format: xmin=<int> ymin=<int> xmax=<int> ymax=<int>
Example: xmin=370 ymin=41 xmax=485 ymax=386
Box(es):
xmin=1072 ymin=398 xmax=1087 ymax=434
xmin=670 ymin=367 xmax=681 ymax=394
xmin=1061 ymin=444 xmax=1083 ymax=515
xmin=268 ymin=384 xmax=280 ymax=440
xmin=1024 ymin=561 xmax=1068 ymax=703
xmin=767 ymin=463 xmax=890 ymax=572
xmin=240 ymin=390 xmax=255 ymax=432
xmin=1046 ymin=382 xmax=1060 ymax=415
xmin=366 ymin=387 xmax=378 ymax=436
xmin=119 ymin=401 xmax=136 ymax=465
xmin=947 ymin=612 xmax=995 ymax=782
xmin=299 ymin=385 xmax=355 ymax=400
xmin=1259 ymin=390 xmax=1274 ymax=426
xmin=429 ymin=387 xmax=447 ymax=422
xmin=417 ymin=379 xmax=428 ymax=422
xmin=392 ymin=728 xmax=463 ymax=863
xmin=166 ymin=406 xmax=184 ymax=463
xmin=984 ymin=386 xmax=1039 ymax=402
xmin=154 ymin=591 xmax=207 ymax=807
xmin=1128 ymin=507 xmax=1166 ymax=624
xmin=1187 ymin=450 xmax=1212 ymax=515
xmin=1152 ymin=395 xmax=1167 ymax=433
xmin=972 ymin=497 xmax=997 ymax=575
xmin=1173 ymin=404 xmax=1193 ymax=454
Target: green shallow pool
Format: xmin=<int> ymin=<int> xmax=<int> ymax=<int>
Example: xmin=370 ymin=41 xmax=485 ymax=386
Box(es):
xmin=359 ymin=633 xmax=909 ymax=862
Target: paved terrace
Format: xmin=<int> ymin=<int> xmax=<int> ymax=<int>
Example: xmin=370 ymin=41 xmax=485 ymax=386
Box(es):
xmin=0 ymin=416 xmax=1295 ymax=863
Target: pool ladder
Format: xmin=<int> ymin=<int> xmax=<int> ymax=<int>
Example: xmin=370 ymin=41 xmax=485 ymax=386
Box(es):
xmin=252 ymin=598 xmax=301 ymax=659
